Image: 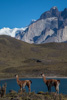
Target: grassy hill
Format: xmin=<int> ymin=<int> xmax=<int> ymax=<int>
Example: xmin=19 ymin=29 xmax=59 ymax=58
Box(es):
xmin=0 ymin=35 xmax=67 ymax=78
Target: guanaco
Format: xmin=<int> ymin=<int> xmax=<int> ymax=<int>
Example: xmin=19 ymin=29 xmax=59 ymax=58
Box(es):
xmin=15 ymin=75 xmax=32 ymax=92
xmin=41 ymin=73 xmax=60 ymax=94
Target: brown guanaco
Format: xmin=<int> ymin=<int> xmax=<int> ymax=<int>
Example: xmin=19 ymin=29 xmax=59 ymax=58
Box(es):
xmin=41 ymin=73 xmax=60 ymax=94
xmin=15 ymin=75 xmax=32 ymax=92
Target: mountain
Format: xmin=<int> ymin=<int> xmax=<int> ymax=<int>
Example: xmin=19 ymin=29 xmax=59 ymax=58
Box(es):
xmin=15 ymin=7 xmax=67 ymax=44
xmin=0 ymin=7 xmax=67 ymax=44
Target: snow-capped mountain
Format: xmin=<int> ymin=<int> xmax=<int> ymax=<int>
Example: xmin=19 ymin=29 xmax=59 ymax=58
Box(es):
xmin=0 ymin=7 xmax=67 ymax=44
xmin=15 ymin=7 xmax=67 ymax=44
xmin=0 ymin=27 xmax=27 ymax=37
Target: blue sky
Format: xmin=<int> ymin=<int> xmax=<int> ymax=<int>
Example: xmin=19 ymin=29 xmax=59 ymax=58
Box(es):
xmin=0 ymin=0 xmax=67 ymax=29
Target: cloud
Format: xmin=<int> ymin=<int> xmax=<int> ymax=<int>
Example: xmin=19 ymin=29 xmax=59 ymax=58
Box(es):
xmin=0 ymin=27 xmax=26 ymax=37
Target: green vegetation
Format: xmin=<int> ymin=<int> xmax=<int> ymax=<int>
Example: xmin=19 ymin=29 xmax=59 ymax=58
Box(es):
xmin=0 ymin=35 xmax=67 ymax=78
xmin=0 ymin=90 xmax=67 ymax=100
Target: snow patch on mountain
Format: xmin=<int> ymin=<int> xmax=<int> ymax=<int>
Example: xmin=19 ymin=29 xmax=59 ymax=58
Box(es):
xmin=0 ymin=27 xmax=27 ymax=37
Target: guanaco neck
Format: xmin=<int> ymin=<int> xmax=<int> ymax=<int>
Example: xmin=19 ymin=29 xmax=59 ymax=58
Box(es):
xmin=42 ymin=75 xmax=47 ymax=83
xmin=16 ymin=76 xmax=20 ymax=84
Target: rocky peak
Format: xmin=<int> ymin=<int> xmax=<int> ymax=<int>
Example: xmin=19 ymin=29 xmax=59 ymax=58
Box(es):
xmin=50 ymin=6 xmax=58 ymax=11
xmin=50 ymin=6 xmax=59 ymax=17
xmin=40 ymin=6 xmax=60 ymax=19
xmin=61 ymin=8 xmax=67 ymax=19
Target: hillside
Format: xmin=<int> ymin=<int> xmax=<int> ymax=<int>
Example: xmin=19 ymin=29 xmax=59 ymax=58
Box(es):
xmin=0 ymin=35 xmax=67 ymax=78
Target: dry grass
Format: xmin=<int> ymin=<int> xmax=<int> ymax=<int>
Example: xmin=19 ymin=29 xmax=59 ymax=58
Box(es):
xmin=2 ymin=90 xmax=67 ymax=100
xmin=0 ymin=35 xmax=67 ymax=78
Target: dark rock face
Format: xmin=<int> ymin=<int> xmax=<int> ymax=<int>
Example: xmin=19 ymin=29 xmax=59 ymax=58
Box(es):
xmin=40 ymin=7 xmax=60 ymax=19
xmin=61 ymin=8 xmax=67 ymax=19
xmin=50 ymin=7 xmax=60 ymax=17
xmin=40 ymin=11 xmax=52 ymax=19
xmin=40 ymin=7 xmax=67 ymax=20
xmin=15 ymin=7 xmax=67 ymax=44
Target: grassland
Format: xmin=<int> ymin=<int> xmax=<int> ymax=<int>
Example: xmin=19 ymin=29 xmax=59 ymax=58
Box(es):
xmin=0 ymin=35 xmax=67 ymax=78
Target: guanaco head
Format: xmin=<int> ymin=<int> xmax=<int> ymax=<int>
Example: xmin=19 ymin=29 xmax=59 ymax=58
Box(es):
xmin=15 ymin=74 xmax=18 ymax=78
xmin=41 ymin=73 xmax=45 ymax=77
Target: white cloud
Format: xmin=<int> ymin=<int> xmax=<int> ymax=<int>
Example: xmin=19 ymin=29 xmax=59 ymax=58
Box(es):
xmin=0 ymin=27 xmax=27 ymax=37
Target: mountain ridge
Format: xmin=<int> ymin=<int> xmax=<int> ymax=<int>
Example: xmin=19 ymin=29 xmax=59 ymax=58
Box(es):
xmin=15 ymin=7 xmax=67 ymax=44
xmin=0 ymin=7 xmax=67 ymax=44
